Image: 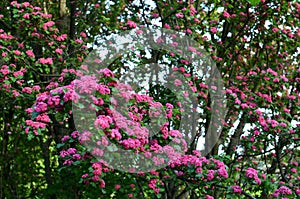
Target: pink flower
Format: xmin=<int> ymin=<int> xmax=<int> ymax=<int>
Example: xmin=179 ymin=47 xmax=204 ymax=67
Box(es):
xmin=42 ymin=21 xmax=55 ymax=30
xmin=186 ymin=29 xmax=192 ymax=34
xmin=32 ymin=85 xmax=40 ymax=91
xmin=115 ymin=184 xmax=121 ymax=190
xmin=94 ymin=115 xmax=112 ymax=129
xmin=207 ymin=170 xmax=215 ymax=180
xmin=223 ymin=11 xmax=231 ymax=18
xmin=205 ymin=195 xmax=214 ymax=199
xmin=231 ymin=185 xmax=242 ymax=194
xmin=67 ymin=148 xmax=76 ymax=155
xmin=210 ymin=27 xmax=218 ymax=33
xmin=176 ymin=12 xmax=184 ymax=18
xmin=39 ymin=58 xmax=53 ymax=65
xmin=291 ymin=168 xmax=297 ymax=173
xmin=13 ymin=71 xmax=23 ymax=77
xmin=81 ymin=174 xmax=88 ymax=179
xmin=75 ymin=39 xmax=83 ymax=44
xmin=80 ymin=32 xmax=87 ymax=38
xmin=127 ymin=20 xmax=137 ymax=28
xmin=164 ymin=24 xmax=170 ymax=29
xmin=245 ymin=168 xmax=258 ymax=178
xmin=23 ymin=13 xmax=30 ymax=19
xmin=26 ymin=50 xmax=35 ymax=57
xmin=55 ymin=48 xmax=63 ymax=55
xmin=61 ymin=135 xmax=69 ymax=142
xmin=56 ymin=34 xmax=67 ymax=41
xmin=14 ymin=50 xmax=21 ymax=56
xmin=22 ymin=87 xmax=32 ymax=94
xmin=272 ymin=186 xmax=292 ymax=196
xmin=71 ymin=131 xmax=79 ymax=139
xmin=22 ymin=2 xmax=31 ymax=7
xmin=174 ymin=79 xmax=182 ymax=86
xmin=272 ymin=27 xmax=279 ymax=32
xmin=218 ymin=167 xmax=228 ymax=178
xmin=72 ymin=154 xmax=81 ymax=160
xmin=60 ymin=150 xmax=68 ymax=158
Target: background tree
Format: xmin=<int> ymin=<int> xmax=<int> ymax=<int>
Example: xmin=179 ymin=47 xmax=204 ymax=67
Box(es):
xmin=0 ymin=0 xmax=299 ymax=198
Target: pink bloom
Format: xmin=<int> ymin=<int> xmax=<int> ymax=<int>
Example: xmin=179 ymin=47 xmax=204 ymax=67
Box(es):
xmin=127 ymin=20 xmax=137 ymax=28
xmin=231 ymin=185 xmax=242 ymax=194
xmin=55 ymin=48 xmax=63 ymax=55
xmin=223 ymin=11 xmax=231 ymax=18
xmin=99 ymin=180 xmax=105 ymax=189
xmin=75 ymin=39 xmax=83 ymax=44
xmin=245 ymin=168 xmax=258 ymax=178
xmin=152 ymin=13 xmax=159 ymax=18
xmin=60 ymin=150 xmax=68 ymax=158
xmin=72 ymin=154 xmax=81 ymax=160
xmin=26 ymin=50 xmax=35 ymax=57
xmin=272 ymin=27 xmax=279 ymax=32
xmin=207 ymin=170 xmax=215 ymax=180
xmin=188 ymin=46 xmax=196 ymax=53
xmin=14 ymin=50 xmax=21 ymax=56
xmin=81 ymin=174 xmax=88 ymax=178
xmin=94 ymin=115 xmax=112 ymax=129
xmin=39 ymin=58 xmax=53 ymax=64
xmin=210 ymin=27 xmax=218 ymax=33
xmin=23 ymin=13 xmax=30 ymax=19
xmin=22 ymin=2 xmax=31 ymax=7
xmin=92 ymin=175 xmax=100 ymax=182
xmin=56 ymin=34 xmax=67 ymax=41
xmin=22 ymin=87 xmax=32 ymax=94
xmin=13 ymin=71 xmax=24 ymax=77
xmin=186 ymin=29 xmax=192 ymax=34
xmin=32 ymin=85 xmax=40 ymax=91
xmin=67 ymin=148 xmax=76 ymax=155
xmin=115 ymin=184 xmax=121 ymax=190
xmin=272 ymin=186 xmax=292 ymax=196
xmin=174 ymin=79 xmax=182 ymax=86
xmin=61 ymin=135 xmax=69 ymax=142
xmin=71 ymin=131 xmax=79 ymax=139
xmin=42 ymin=21 xmax=55 ymax=30
xmin=218 ymin=167 xmax=228 ymax=178
xmin=175 ymin=12 xmax=184 ymax=18
xmin=164 ymin=24 xmax=170 ymax=29
xmin=80 ymin=32 xmax=87 ymax=38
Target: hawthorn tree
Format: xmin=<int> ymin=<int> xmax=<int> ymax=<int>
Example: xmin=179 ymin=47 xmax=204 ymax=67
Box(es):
xmin=0 ymin=0 xmax=300 ymax=199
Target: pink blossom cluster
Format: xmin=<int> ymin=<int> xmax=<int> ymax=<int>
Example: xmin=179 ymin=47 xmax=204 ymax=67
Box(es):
xmin=271 ymin=186 xmax=292 ymax=197
xmin=169 ymin=155 xmax=228 ymax=182
xmin=245 ymin=168 xmax=261 ymax=184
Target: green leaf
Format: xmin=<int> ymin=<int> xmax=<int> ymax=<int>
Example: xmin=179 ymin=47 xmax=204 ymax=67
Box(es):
xmin=31 ymin=112 xmax=39 ymax=119
xmin=56 ymin=143 xmax=65 ymax=148
xmin=28 ymin=132 xmax=34 ymax=141
xmin=72 ymin=161 xmax=81 ymax=166
xmin=248 ymin=0 xmax=260 ymax=6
